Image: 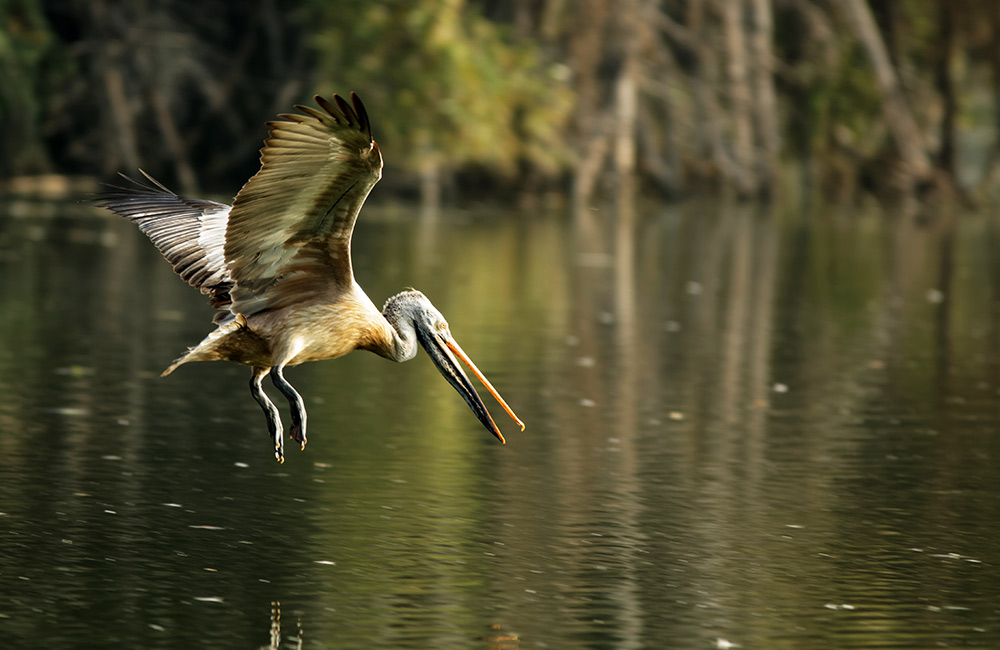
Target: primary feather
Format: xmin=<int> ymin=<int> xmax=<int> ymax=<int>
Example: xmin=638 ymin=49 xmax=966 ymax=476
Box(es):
xmin=95 ymin=170 xmax=234 ymax=313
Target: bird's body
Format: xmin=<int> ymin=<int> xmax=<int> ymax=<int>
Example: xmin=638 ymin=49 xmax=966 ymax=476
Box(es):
xmin=165 ymin=281 xmax=391 ymax=372
xmin=98 ymin=93 xmax=522 ymax=461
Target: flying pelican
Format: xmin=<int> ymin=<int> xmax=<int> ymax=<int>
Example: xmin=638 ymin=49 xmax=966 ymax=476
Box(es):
xmin=97 ymin=93 xmax=523 ymax=462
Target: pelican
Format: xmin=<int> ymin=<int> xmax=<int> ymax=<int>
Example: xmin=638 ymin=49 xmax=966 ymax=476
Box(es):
xmin=97 ymin=93 xmax=523 ymax=462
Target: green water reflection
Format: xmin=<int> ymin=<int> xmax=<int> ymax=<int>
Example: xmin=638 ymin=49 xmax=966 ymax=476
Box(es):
xmin=1 ymin=199 xmax=999 ymax=649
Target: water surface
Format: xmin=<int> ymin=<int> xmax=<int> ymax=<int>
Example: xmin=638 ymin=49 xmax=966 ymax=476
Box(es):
xmin=1 ymin=198 xmax=999 ymax=648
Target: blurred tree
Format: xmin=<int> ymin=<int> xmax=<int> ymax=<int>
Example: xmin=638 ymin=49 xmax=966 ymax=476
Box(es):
xmin=0 ymin=0 xmax=64 ymax=175
xmin=839 ymin=0 xmax=933 ymax=192
xmin=1 ymin=0 xmax=999 ymax=206
xmin=15 ymin=0 xmax=311 ymax=193
xmin=308 ymin=0 xmax=572 ymax=212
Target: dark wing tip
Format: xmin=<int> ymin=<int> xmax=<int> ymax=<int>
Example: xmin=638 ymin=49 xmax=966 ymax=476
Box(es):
xmin=91 ymin=169 xmax=174 ymax=203
xmin=332 ymin=94 xmax=357 ymax=129
xmin=350 ymin=92 xmax=373 ymax=140
xmin=119 ymin=169 xmax=172 ymax=193
xmin=313 ymin=94 xmax=342 ymax=124
xmin=308 ymin=93 xmax=372 ymax=140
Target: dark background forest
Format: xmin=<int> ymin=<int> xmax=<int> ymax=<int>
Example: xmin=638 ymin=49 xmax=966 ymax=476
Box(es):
xmin=2 ymin=0 xmax=1000 ymax=208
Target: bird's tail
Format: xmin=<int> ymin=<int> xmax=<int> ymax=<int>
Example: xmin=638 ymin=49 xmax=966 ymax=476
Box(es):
xmin=161 ymin=352 xmax=191 ymax=377
xmin=160 ymin=314 xmax=254 ymax=377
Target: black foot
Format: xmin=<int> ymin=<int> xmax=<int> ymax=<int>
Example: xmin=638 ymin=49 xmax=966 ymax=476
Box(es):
xmin=290 ymin=424 xmax=307 ymax=449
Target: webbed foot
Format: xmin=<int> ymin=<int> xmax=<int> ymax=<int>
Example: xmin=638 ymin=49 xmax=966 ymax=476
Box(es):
xmin=290 ymin=424 xmax=307 ymax=450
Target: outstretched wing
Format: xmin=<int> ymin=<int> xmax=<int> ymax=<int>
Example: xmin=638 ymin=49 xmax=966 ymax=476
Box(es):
xmin=95 ymin=171 xmax=234 ymax=312
xmin=224 ymin=92 xmax=383 ymax=317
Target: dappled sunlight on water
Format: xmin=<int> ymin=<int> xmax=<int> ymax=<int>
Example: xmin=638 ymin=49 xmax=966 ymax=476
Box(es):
xmin=1 ymin=198 xmax=1000 ymax=648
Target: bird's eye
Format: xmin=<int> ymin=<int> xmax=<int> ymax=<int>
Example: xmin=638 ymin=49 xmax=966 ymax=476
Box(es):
xmin=437 ymin=321 xmax=449 ymax=333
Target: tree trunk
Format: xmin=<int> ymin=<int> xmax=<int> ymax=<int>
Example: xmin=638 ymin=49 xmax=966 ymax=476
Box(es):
xmin=868 ymin=0 xmax=901 ymax=67
xmin=976 ymin=1 xmax=1000 ymax=194
xmin=613 ymin=0 xmax=641 ymax=209
xmin=419 ymin=158 xmax=441 ymax=220
xmin=103 ymin=63 xmax=140 ymax=175
xmin=416 ymin=131 xmax=441 ymax=219
xmin=749 ymin=0 xmax=779 ymax=196
xmin=573 ymin=123 xmax=611 ymax=209
xmin=933 ymin=0 xmax=957 ymax=181
xmin=567 ymin=0 xmax=611 ymax=208
xmin=994 ymin=3 xmax=1000 ymax=159
xmin=150 ymin=88 xmax=198 ymax=194
xmin=720 ymin=0 xmax=757 ymax=196
xmin=839 ymin=0 xmax=933 ymax=187
xmin=684 ymin=0 xmax=733 ymax=185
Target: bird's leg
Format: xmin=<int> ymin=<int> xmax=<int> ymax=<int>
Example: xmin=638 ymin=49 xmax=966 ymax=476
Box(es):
xmin=270 ymin=365 xmax=307 ymax=450
xmin=250 ymin=367 xmax=284 ymax=463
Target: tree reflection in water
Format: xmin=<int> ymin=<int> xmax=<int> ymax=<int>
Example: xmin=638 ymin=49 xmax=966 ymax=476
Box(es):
xmin=0 ymin=199 xmax=998 ymax=649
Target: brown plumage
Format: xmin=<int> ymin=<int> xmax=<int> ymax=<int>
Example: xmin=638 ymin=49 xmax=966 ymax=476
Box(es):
xmin=97 ymin=93 xmax=522 ymax=462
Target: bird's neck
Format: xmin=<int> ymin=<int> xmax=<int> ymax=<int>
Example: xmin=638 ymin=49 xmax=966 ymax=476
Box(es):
xmin=380 ymin=312 xmax=418 ymax=362
xmin=374 ymin=290 xmax=426 ymax=362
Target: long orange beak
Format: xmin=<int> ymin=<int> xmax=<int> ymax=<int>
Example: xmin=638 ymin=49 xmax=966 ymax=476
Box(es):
xmin=417 ymin=324 xmax=524 ymax=443
xmin=446 ymin=340 xmax=525 ymax=442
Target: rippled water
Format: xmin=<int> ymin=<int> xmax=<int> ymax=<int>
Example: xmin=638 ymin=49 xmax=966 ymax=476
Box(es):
xmin=1 ymin=198 xmax=999 ymax=649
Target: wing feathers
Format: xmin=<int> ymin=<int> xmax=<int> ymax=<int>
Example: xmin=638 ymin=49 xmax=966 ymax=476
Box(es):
xmin=97 ymin=93 xmax=382 ymax=322
xmin=224 ymin=93 xmax=383 ymax=317
xmin=95 ymin=173 xmax=234 ymax=311
xmin=352 ymin=93 xmax=372 ymax=139
xmin=313 ymin=96 xmax=342 ymax=122
xmin=333 ymin=95 xmax=358 ymax=128
xmin=289 ymin=106 xmax=329 ymax=123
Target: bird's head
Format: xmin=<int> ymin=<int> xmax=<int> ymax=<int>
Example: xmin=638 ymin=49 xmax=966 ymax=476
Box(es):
xmin=384 ymin=291 xmax=524 ymax=443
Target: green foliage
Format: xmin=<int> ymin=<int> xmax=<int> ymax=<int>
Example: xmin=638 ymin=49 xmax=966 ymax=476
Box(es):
xmin=0 ymin=0 xmax=994 ymax=199
xmin=811 ymin=41 xmax=885 ymax=155
xmin=307 ymin=0 xmax=572 ymax=178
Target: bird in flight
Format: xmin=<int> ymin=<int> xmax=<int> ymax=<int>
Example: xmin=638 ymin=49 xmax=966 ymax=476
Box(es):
xmin=97 ymin=93 xmax=523 ymax=462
